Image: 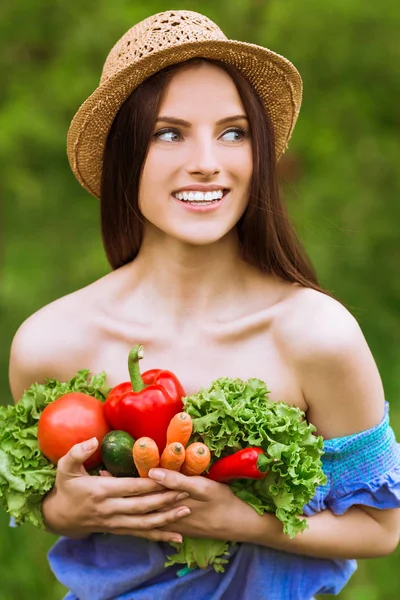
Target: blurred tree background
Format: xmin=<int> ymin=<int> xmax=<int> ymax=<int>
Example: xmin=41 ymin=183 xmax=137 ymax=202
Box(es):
xmin=1 ymin=0 xmax=399 ymax=598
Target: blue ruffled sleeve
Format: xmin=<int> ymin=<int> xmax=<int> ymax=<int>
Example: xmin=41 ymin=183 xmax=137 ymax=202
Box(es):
xmin=305 ymin=401 xmax=400 ymax=516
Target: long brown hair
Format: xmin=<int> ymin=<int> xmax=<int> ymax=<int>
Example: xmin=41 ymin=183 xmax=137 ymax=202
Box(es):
xmin=101 ymin=58 xmax=339 ymax=302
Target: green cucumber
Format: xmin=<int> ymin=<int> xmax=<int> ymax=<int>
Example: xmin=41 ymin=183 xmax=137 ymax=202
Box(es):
xmin=100 ymin=430 xmax=138 ymax=477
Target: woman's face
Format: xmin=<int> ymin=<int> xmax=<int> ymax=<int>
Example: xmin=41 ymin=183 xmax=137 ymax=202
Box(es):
xmin=139 ymin=61 xmax=253 ymax=246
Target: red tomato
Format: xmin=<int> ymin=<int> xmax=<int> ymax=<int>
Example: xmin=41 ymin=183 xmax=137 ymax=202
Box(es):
xmin=38 ymin=392 xmax=111 ymax=469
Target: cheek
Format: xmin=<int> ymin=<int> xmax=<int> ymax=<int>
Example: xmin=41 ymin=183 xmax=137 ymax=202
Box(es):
xmin=140 ymin=152 xmax=160 ymax=188
xmin=231 ymin=149 xmax=252 ymax=212
xmin=229 ymin=147 xmax=253 ymax=184
xmin=139 ymin=154 xmax=166 ymax=210
xmin=139 ymin=149 xmax=181 ymax=197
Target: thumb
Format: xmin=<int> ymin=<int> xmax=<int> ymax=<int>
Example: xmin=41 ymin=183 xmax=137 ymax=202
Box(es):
xmin=148 ymin=468 xmax=208 ymax=500
xmin=57 ymin=437 xmax=99 ymax=476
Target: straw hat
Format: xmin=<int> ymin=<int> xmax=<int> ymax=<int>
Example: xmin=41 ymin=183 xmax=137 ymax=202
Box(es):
xmin=67 ymin=10 xmax=303 ymax=199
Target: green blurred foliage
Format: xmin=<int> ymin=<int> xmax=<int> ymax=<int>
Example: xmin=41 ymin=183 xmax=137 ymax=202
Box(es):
xmin=1 ymin=0 xmax=399 ymax=598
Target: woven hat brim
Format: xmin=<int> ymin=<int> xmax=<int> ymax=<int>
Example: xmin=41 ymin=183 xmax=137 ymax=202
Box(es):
xmin=67 ymin=39 xmax=303 ymax=198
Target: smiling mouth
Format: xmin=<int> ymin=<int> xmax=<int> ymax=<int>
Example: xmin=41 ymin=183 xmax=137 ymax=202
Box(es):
xmin=172 ymin=189 xmax=229 ymax=205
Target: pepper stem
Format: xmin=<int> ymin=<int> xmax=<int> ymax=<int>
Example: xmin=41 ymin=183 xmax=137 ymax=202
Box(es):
xmin=256 ymin=453 xmax=271 ymax=473
xmin=128 ymin=344 xmax=145 ymax=392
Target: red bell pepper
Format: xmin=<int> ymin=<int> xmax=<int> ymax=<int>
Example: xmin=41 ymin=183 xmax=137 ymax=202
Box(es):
xmin=141 ymin=368 xmax=185 ymax=401
xmin=104 ymin=344 xmax=185 ymax=452
xmin=206 ymin=447 xmax=270 ymax=483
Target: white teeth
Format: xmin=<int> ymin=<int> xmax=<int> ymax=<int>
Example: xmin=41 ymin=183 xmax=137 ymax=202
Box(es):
xmin=174 ymin=190 xmax=225 ymax=202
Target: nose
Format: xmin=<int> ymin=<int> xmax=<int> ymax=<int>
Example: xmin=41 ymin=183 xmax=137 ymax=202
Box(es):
xmin=185 ymin=136 xmax=220 ymax=178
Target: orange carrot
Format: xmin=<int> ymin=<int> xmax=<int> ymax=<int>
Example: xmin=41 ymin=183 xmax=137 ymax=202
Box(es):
xmin=160 ymin=442 xmax=186 ymax=471
xmin=180 ymin=442 xmax=211 ymax=476
xmin=132 ymin=437 xmax=160 ymax=477
xmin=166 ymin=412 xmax=193 ymax=447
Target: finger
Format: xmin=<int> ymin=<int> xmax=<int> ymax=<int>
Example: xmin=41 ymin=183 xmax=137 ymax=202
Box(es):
xmin=104 ymin=490 xmax=190 ymax=516
xmin=99 ymin=470 xmax=113 ymax=477
xmin=103 ymin=505 xmax=190 ymax=533
xmin=158 ymin=497 xmax=196 ymax=513
xmin=132 ymin=529 xmax=184 ymax=543
xmin=148 ymin=468 xmax=209 ymax=500
xmin=57 ymin=438 xmax=99 ymax=477
xmin=97 ymin=476 xmax=167 ymax=498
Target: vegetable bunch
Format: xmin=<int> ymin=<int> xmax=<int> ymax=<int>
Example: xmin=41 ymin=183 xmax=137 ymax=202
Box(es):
xmin=0 ymin=346 xmax=327 ymax=578
xmin=165 ymin=376 xmax=327 ymax=572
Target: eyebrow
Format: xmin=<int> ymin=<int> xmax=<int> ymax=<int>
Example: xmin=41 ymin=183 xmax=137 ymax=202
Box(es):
xmin=155 ymin=115 xmax=248 ymax=126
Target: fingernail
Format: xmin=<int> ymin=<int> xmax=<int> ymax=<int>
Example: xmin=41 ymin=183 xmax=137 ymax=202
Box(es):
xmin=172 ymin=535 xmax=183 ymax=543
xmin=82 ymin=437 xmax=97 ymax=451
xmin=176 ymin=492 xmax=190 ymax=501
xmin=148 ymin=468 xmax=165 ymax=482
xmin=177 ymin=508 xmax=191 ymax=517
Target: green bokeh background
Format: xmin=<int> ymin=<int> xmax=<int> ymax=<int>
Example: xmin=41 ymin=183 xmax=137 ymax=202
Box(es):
xmin=1 ymin=1 xmax=399 ymax=598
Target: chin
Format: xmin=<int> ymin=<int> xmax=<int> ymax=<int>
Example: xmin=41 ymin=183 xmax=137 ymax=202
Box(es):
xmin=144 ymin=217 xmax=239 ymax=247
xmin=172 ymin=227 xmax=235 ymax=247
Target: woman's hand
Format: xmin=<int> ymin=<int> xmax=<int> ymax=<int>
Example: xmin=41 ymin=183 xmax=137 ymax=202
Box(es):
xmin=148 ymin=468 xmax=259 ymax=542
xmin=41 ymin=438 xmax=191 ymax=543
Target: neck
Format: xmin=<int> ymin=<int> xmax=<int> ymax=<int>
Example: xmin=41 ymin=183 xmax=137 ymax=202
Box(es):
xmin=124 ymin=226 xmax=257 ymax=330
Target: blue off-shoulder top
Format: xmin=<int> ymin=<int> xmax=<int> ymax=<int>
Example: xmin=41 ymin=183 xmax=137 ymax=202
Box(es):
xmin=48 ymin=401 xmax=400 ymax=600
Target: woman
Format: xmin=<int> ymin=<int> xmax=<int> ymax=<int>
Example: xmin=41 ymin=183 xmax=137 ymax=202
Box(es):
xmin=8 ymin=10 xmax=400 ymax=600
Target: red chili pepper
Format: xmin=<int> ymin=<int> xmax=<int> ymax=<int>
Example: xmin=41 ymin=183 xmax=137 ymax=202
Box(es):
xmin=206 ymin=447 xmax=269 ymax=483
xmin=104 ymin=345 xmax=185 ymax=453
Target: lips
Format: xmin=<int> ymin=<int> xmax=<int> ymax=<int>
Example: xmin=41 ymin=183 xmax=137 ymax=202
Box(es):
xmin=172 ymin=184 xmax=230 ymax=193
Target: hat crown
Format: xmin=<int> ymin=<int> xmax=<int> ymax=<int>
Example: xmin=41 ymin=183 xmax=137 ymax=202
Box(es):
xmin=101 ymin=10 xmax=227 ymax=84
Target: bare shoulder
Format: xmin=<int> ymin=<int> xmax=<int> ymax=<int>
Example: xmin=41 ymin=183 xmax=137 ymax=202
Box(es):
xmin=279 ymin=286 xmax=363 ymax=360
xmin=279 ymin=287 xmax=385 ymax=438
xmin=9 ymin=285 xmax=100 ymax=402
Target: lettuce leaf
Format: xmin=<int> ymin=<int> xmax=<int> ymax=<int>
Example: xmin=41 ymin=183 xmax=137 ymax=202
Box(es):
xmin=0 ymin=370 xmax=110 ymax=528
xmin=166 ymin=377 xmax=327 ymax=572
xmin=165 ymin=537 xmax=231 ymax=573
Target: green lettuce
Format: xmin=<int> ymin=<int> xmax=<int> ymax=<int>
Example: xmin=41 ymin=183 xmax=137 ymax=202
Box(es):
xmin=0 ymin=370 xmax=110 ymax=528
xmin=165 ymin=537 xmax=231 ymax=573
xmin=166 ymin=377 xmax=327 ymax=572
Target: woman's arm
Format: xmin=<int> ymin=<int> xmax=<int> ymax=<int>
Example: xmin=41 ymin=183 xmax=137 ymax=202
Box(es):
xmin=156 ymin=297 xmax=400 ymax=559
xmin=248 ymin=504 xmax=400 ymax=559
xmin=267 ymin=297 xmax=400 ymax=557
xmin=152 ymin=468 xmax=400 ymax=560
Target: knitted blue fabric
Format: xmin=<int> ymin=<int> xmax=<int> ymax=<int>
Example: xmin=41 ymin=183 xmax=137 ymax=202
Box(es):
xmin=47 ymin=401 xmax=400 ymax=600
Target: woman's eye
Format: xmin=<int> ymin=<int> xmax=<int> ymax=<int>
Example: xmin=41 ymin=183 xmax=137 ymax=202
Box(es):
xmin=154 ymin=128 xmax=182 ymax=142
xmin=220 ymin=127 xmax=248 ymax=142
